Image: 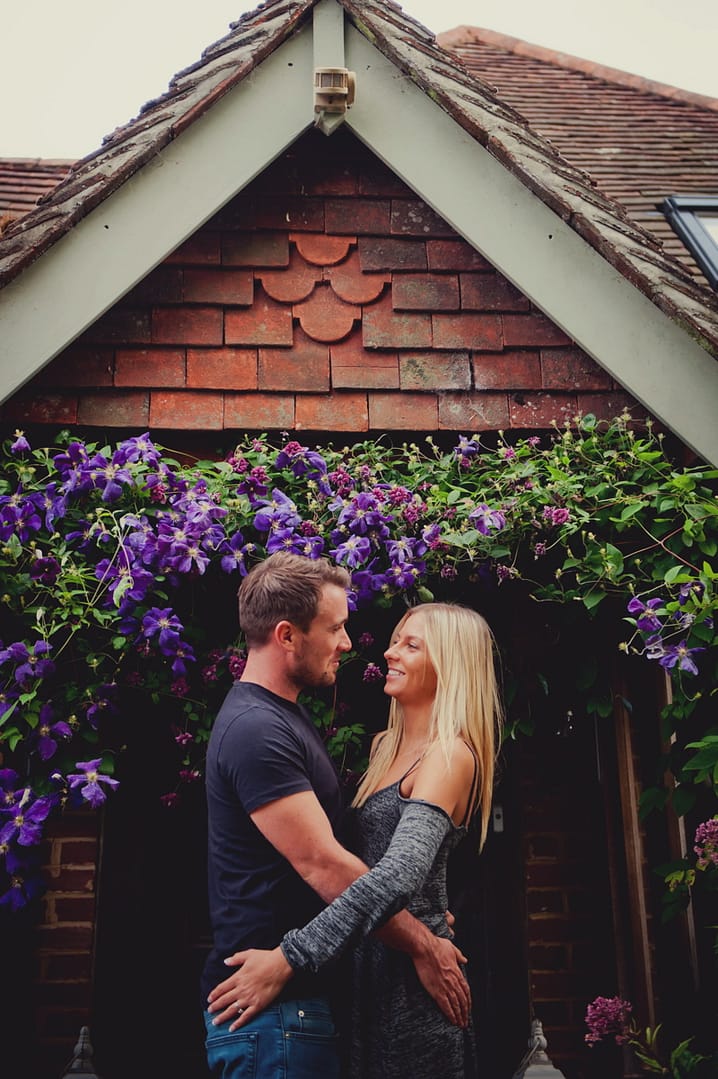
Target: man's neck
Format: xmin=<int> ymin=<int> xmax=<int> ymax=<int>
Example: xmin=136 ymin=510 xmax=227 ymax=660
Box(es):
xmin=240 ymin=652 xmax=299 ymax=703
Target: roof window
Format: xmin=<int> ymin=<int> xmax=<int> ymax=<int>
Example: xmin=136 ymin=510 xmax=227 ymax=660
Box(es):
xmin=663 ymin=195 xmax=718 ymax=289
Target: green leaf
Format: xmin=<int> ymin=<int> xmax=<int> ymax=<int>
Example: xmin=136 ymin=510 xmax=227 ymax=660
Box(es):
xmin=671 ymin=784 xmax=696 ymax=817
xmin=639 ymin=786 xmax=668 ymax=818
xmin=582 ymin=590 xmax=605 ymax=611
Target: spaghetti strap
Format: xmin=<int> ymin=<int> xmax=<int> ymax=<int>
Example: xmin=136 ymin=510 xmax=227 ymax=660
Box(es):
xmin=398 ymin=757 xmax=423 ymax=789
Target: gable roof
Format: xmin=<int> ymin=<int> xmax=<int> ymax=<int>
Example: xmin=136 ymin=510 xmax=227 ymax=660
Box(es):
xmin=438 ymin=26 xmax=718 ymax=288
xmin=1 ymin=0 xmax=717 ymax=464
xmin=0 ymin=159 xmax=73 ymax=228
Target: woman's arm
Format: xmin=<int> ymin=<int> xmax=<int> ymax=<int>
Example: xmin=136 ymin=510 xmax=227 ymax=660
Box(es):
xmin=280 ymin=798 xmax=451 ymax=972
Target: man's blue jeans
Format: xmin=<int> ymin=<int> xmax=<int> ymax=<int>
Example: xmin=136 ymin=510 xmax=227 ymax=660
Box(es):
xmin=203 ymin=997 xmax=340 ymax=1078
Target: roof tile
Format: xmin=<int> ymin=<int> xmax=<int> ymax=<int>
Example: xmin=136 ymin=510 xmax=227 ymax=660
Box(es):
xmin=362 ymin=292 xmax=432 ymax=348
xmin=294 ymin=283 xmax=359 ymax=342
xmin=225 ymin=286 xmax=293 ymax=345
xmin=259 ymin=248 xmax=321 ymax=302
xmin=325 ymin=249 xmax=388 ymax=304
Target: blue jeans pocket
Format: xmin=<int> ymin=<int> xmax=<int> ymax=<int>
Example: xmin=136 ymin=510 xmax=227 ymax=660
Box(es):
xmin=283 ymin=1001 xmax=340 ymax=1079
xmin=204 ymin=1021 xmax=258 ymax=1079
xmin=203 ymin=1000 xmax=339 ymax=1078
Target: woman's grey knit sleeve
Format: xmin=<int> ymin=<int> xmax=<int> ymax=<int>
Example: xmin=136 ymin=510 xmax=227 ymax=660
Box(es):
xmin=280 ymin=799 xmax=452 ymax=973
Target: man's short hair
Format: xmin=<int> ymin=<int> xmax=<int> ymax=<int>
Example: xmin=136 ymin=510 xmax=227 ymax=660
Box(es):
xmin=238 ymin=552 xmax=351 ymax=646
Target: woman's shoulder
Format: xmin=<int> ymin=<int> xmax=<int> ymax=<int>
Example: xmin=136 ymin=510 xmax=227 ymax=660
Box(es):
xmin=408 ymin=737 xmax=476 ymax=820
xmin=424 ymin=735 xmax=476 ymax=771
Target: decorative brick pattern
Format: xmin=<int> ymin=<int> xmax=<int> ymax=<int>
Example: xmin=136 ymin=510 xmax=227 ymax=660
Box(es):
xmin=8 ymin=130 xmax=623 ymax=435
xmin=292 ymin=233 xmax=354 ymax=266
xmin=260 ymin=249 xmax=321 ymax=302
xmin=294 ymin=284 xmax=359 ymax=343
xmin=325 ymin=250 xmax=388 ymax=304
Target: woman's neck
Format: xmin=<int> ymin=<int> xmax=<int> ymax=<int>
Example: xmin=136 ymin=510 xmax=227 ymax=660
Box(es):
xmin=398 ymin=707 xmax=433 ymax=753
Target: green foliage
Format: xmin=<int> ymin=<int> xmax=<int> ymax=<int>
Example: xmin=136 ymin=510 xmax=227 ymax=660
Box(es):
xmin=0 ymin=413 xmax=716 ymax=923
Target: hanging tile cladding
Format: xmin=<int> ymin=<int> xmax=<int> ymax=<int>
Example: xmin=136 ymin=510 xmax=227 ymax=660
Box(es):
xmin=2 ymin=130 xmax=638 ymax=433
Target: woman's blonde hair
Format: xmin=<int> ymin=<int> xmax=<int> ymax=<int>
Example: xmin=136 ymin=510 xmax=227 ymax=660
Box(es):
xmin=352 ymin=602 xmax=503 ymax=848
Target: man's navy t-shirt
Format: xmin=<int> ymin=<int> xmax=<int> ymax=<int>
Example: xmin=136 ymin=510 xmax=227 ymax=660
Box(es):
xmin=200 ymin=681 xmax=345 ymax=1003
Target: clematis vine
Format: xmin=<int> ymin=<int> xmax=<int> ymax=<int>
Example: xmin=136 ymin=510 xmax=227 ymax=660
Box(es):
xmin=0 ymin=413 xmax=715 ymax=916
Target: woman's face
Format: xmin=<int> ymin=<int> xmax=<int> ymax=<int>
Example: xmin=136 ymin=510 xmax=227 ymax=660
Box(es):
xmin=383 ymin=611 xmax=437 ymax=708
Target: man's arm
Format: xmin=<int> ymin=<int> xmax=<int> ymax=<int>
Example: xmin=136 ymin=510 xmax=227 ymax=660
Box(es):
xmin=208 ymin=790 xmax=469 ymax=1028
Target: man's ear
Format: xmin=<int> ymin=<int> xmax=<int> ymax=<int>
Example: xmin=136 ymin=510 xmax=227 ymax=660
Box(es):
xmin=274 ymin=619 xmax=297 ymax=651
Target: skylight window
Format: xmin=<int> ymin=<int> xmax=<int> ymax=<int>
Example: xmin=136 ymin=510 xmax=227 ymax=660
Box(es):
xmin=663 ymin=196 xmax=718 ymax=289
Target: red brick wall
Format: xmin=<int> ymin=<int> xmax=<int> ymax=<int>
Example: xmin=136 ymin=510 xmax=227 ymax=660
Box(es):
xmin=1 ymin=128 xmax=638 ymax=435
xmin=23 ymin=810 xmax=101 ymax=1076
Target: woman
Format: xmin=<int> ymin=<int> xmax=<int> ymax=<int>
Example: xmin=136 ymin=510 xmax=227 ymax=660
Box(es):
xmin=208 ymin=602 xmax=502 ymax=1078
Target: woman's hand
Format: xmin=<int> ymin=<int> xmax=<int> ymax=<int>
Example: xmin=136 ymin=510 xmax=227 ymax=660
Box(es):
xmin=207 ymin=947 xmax=294 ymax=1031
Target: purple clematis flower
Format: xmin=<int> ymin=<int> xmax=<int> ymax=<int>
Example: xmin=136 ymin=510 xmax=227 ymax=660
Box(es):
xmin=34 ymin=702 xmax=73 ymax=761
xmin=331 ymin=534 xmax=371 ymax=569
xmin=10 ymin=430 xmax=31 ymax=454
xmin=0 ymin=768 xmax=20 ymax=809
xmin=658 ymin=640 xmax=704 ymax=675
xmin=220 ymin=532 xmax=253 ymax=574
xmin=469 ymin=503 xmax=506 ymax=535
xmin=627 ymin=595 xmax=663 ymax=633
xmin=0 ymin=869 xmax=45 ymax=912
xmin=0 ymin=640 xmax=54 ymax=685
xmin=29 ymin=555 xmax=61 ymax=587
xmin=142 ymin=608 xmax=184 ymax=650
xmin=66 ymin=759 xmax=120 ymax=808
xmin=0 ymin=789 xmax=54 ymax=846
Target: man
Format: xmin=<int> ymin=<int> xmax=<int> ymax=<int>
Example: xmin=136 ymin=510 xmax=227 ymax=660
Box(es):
xmin=201 ymin=552 xmax=470 ymax=1078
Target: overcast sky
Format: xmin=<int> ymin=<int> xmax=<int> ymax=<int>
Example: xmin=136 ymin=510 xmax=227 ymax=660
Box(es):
xmin=3 ymin=0 xmax=717 ymax=159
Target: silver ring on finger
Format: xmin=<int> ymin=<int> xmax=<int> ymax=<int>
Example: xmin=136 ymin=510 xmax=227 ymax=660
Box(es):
xmin=236 ymin=1003 xmax=244 ymax=1014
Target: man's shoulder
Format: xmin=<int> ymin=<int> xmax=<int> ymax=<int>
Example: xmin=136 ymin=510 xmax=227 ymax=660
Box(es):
xmin=213 ymin=682 xmax=304 ymax=739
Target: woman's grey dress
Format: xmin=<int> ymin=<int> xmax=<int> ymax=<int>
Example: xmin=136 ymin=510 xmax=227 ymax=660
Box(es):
xmin=282 ymin=774 xmax=478 ymax=1079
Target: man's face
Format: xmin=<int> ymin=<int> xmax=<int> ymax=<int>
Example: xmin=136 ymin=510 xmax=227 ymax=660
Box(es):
xmin=291 ymin=583 xmax=351 ymax=689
